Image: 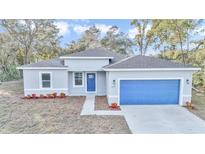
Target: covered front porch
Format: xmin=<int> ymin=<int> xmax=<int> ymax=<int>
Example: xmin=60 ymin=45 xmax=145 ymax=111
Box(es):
xmin=67 ymin=71 xmax=106 ymax=96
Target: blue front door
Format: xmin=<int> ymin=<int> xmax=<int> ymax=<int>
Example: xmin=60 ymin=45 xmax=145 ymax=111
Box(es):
xmin=120 ymin=80 xmax=180 ymax=105
xmin=87 ymin=73 xmax=96 ymax=92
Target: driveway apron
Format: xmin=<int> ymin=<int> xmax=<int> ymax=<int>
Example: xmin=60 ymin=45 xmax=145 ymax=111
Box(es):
xmin=121 ymin=105 xmax=205 ymax=134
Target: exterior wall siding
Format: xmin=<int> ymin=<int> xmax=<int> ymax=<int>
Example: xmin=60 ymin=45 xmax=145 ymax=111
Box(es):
xmin=68 ymin=71 xmax=85 ymax=95
xmin=22 ymin=67 xmax=194 ymax=106
xmin=97 ymin=71 xmax=106 ymax=95
xmin=64 ymin=59 xmax=109 ymax=71
xmin=106 ymin=70 xmax=193 ymax=106
xmin=23 ymin=69 xmax=68 ymax=96
xmin=23 ymin=69 xmax=106 ymax=96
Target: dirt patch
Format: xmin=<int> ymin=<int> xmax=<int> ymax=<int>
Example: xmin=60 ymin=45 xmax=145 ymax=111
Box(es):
xmin=0 ymin=80 xmax=24 ymax=96
xmin=95 ymin=96 xmax=110 ymax=110
xmin=95 ymin=96 xmax=121 ymax=111
xmin=189 ymin=91 xmax=205 ymax=121
xmin=0 ymin=80 xmax=130 ymax=134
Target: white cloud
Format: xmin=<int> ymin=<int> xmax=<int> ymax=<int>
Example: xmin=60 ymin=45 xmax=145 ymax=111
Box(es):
xmin=188 ymin=42 xmax=198 ymax=50
xmin=194 ymin=26 xmax=205 ymax=36
xmin=73 ymin=25 xmax=90 ymax=34
xmin=146 ymin=24 xmax=151 ymax=32
xmin=128 ymin=28 xmax=138 ymax=39
xmin=54 ymin=21 xmax=70 ymax=36
xmin=73 ymin=24 xmax=112 ymax=35
xmin=128 ymin=24 xmax=152 ymax=39
xmin=73 ymin=24 xmax=117 ymax=36
xmin=18 ymin=20 xmax=35 ymax=29
xmin=95 ymin=24 xmax=112 ymax=34
xmin=18 ymin=20 xmax=26 ymax=25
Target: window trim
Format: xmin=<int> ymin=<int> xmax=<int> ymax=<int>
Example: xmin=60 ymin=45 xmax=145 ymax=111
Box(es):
xmin=73 ymin=72 xmax=84 ymax=87
xmin=39 ymin=72 xmax=52 ymax=89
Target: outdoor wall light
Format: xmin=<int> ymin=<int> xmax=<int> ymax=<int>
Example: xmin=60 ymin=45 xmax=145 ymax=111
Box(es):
xmin=112 ymin=80 xmax=116 ymax=87
xmin=186 ymin=79 xmax=190 ymax=85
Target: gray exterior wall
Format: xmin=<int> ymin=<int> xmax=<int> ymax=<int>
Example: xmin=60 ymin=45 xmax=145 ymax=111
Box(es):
xmin=97 ymin=71 xmax=106 ymax=95
xmin=68 ymin=71 xmax=84 ymax=95
xmin=22 ymin=65 xmax=194 ymax=106
xmin=64 ymin=59 xmax=109 ymax=71
xmin=23 ymin=69 xmax=68 ymax=96
xmin=23 ymin=69 xmax=106 ymax=96
xmin=68 ymin=71 xmax=106 ymax=96
xmin=106 ymin=70 xmax=194 ymax=106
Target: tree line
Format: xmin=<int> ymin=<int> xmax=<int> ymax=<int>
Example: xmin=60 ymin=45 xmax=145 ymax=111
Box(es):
xmin=0 ymin=19 xmax=205 ymax=89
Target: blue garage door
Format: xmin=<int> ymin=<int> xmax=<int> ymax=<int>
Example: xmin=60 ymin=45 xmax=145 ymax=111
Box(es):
xmin=120 ymin=80 xmax=180 ymax=105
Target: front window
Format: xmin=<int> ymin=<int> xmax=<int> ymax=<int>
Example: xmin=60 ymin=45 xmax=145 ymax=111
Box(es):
xmin=74 ymin=72 xmax=83 ymax=86
xmin=41 ymin=73 xmax=51 ymax=88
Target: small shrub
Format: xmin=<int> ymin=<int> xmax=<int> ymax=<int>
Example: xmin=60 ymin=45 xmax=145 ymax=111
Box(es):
xmin=32 ymin=94 xmax=37 ymax=98
xmin=52 ymin=92 xmax=57 ymax=98
xmin=60 ymin=93 xmax=66 ymax=98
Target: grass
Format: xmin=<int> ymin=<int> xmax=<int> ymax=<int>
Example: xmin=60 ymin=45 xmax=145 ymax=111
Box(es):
xmin=0 ymin=80 xmax=130 ymax=134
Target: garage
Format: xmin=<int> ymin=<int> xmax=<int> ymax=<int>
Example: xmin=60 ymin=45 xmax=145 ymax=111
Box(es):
xmin=120 ymin=79 xmax=180 ymax=105
xmin=104 ymin=55 xmax=199 ymax=106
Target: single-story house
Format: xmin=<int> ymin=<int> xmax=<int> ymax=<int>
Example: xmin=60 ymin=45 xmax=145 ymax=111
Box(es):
xmin=17 ymin=48 xmax=200 ymax=106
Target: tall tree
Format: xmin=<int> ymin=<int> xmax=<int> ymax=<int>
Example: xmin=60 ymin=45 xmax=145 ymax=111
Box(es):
xmin=65 ymin=40 xmax=83 ymax=54
xmin=101 ymin=26 xmax=133 ymax=54
xmin=0 ymin=32 xmax=16 ymax=73
xmin=0 ymin=32 xmax=21 ymax=81
xmin=65 ymin=26 xmax=101 ymax=54
xmin=131 ymin=19 xmax=161 ymax=55
xmin=155 ymin=19 xmax=202 ymax=64
xmin=1 ymin=19 xmax=60 ymax=64
xmin=79 ymin=26 xmax=101 ymax=48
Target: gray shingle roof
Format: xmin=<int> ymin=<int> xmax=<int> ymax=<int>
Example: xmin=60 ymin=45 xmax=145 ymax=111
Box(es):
xmin=19 ymin=48 xmax=126 ymax=68
xmin=19 ymin=48 xmax=194 ymax=69
xmin=19 ymin=58 xmax=65 ymax=67
xmin=104 ymin=55 xmax=194 ymax=69
xmin=63 ymin=48 xmax=127 ymax=64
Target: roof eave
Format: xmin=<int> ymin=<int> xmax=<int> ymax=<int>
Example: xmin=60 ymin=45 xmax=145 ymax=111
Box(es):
xmin=103 ymin=68 xmax=201 ymax=71
xmin=59 ymin=56 xmax=114 ymax=59
xmin=17 ymin=67 xmax=68 ymax=70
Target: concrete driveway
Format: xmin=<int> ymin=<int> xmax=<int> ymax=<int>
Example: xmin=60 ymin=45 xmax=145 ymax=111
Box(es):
xmin=121 ymin=105 xmax=205 ymax=134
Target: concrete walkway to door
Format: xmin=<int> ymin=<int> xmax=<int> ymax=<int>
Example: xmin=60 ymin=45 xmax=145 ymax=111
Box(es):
xmin=121 ymin=105 xmax=205 ymax=134
xmin=81 ymin=95 xmax=122 ymax=116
